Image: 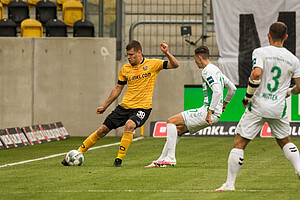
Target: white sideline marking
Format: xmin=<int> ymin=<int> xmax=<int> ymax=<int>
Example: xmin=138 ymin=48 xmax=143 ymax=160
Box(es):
xmin=0 ymin=137 xmax=144 ymax=168
xmin=11 ymin=189 xmax=298 ymax=194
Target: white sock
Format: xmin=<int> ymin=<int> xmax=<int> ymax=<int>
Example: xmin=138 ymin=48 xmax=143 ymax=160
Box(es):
xmin=157 ymin=135 xmax=180 ymax=161
xmin=166 ymin=123 xmax=178 ymax=161
xmin=226 ymin=148 xmax=244 ymax=186
xmin=283 ymin=143 xmax=300 ymax=173
xmin=157 ymin=142 xmax=168 ymax=161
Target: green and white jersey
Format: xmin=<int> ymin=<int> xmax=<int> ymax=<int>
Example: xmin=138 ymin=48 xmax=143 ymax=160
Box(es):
xmin=202 ymin=63 xmax=235 ymax=117
xmin=251 ymin=45 xmax=300 ymax=119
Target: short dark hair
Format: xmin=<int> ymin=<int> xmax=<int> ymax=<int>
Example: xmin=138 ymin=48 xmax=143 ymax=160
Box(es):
xmin=269 ymin=22 xmax=287 ymax=42
xmin=194 ymin=46 xmax=210 ymax=59
xmin=126 ymin=40 xmax=142 ymax=52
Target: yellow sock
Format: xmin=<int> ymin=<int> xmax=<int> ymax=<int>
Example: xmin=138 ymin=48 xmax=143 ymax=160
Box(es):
xmin=78 ymin=131 xmax=100 ymax=153
xmin=116 ymin=131 xmax=133 ymax=160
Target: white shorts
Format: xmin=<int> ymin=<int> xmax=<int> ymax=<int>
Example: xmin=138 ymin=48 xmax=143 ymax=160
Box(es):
xmin=181 ymin=106 xmax=219 ymax=134
xmin=236 ymin=109 xmax=291 ymax=140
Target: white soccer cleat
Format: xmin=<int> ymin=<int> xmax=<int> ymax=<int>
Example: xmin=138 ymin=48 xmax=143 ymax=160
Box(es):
xmin=153 ymin=156 xmax=176 ymax=166
xmin=145 ymin=162 xmax=159 ymax=168
xmin=145 ymin=161 xmax=167 ymax=168
xmin=215 ymin=183 xmax=235 ymax=191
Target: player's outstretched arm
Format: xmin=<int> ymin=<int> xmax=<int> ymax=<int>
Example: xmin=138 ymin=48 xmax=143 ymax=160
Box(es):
xmin=287 ymin=77 xmax=300 ymax=97
xmin=96 ymin=84 xmax=125 ymax=114
xmin=160 ymin=41 xmax=179 ymax=69
xmin=223 ymin=75 xmax=237 ymax=112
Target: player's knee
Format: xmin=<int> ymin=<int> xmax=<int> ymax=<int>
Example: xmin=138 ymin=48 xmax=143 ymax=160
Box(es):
xmin=167 ymin=117 xmax=175 ymax=124
xmin=124 ymin=120 xmax=136 ymax=131
xmin=96 ymin=125 xmax=110 ymax=138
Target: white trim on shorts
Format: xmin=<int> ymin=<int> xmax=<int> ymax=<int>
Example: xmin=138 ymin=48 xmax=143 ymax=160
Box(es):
xmin=181 ymin=105 xmax=219 ymax=134
xmin=236 ymin=109 xmax=291 ymax=140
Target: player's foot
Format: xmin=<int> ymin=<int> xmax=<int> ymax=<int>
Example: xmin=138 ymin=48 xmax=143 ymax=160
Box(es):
xmin=215 ymin=183 xmax=235 ymax=191
xmin=61 ymin=158 xmax=69 ymax=166
xmin=145 ymin=162 xmax=159 ymax=168
xmin=153 ymin=156 xmax=176 ymax=166
xmin=114 ymin=158 xmax=122 ymax=167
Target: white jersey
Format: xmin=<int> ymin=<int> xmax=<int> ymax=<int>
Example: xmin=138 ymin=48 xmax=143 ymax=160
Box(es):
xmin=251 ymin=45 xmax=300 ymax=119
xmin=202 ymin=63 xmax=236 ymax=117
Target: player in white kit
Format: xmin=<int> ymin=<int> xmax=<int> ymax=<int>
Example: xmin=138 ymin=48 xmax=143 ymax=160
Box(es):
xmin=216 ymin=22 xmax=300 ymax=191
xmin=145 ymin=46 xmax=237 ymax=167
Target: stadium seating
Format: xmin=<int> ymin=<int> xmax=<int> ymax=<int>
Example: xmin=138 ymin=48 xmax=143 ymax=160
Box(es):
xmin=73 ymin=19 xmax=94 ymax=37
xmin=21 ymin=18 xmax=43 ymax=37
xmin=36 ymin=0 xmax=57 ymax=25
xmin=62 ymin=1 xmax=83 ymax=26
xmin=46 ymin=19 xmax=67 ymax=37
xmin=0 ymin=18 xmax=17 ymax=36
xmin=1 ymin=0 xmax=11 ymax=5
xmin=8 ymin=0 xmax=29 ymax=24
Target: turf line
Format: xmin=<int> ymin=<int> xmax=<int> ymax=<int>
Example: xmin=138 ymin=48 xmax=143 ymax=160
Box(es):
xmin=0 ymin=137 xmax=144 ymax=168
xmin=10 ymin=189 xmax=300 ymax=193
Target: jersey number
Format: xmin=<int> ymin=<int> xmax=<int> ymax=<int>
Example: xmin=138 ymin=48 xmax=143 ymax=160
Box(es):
xmin=267 ymin=66 xmax=281 ymax=92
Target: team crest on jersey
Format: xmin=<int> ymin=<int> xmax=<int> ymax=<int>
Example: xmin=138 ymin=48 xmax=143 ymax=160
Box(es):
xmin=143 ymin=66 xmax=148 ymax=70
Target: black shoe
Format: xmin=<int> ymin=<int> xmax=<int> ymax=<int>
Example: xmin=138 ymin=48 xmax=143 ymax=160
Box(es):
xmin=61 ymin=158 xmax=69 ymax=166
xmin=114 ymin=158 xmax=122 ymax=167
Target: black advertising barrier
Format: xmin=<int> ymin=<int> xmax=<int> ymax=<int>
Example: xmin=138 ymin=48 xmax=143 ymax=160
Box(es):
xmin=0 ymin=129 xmax=16 ymax=148
xmin=39 ymin=124 xmax=59 ymax=141
xmin=49 ymin=123 xmax=66 ymax=140
xmin=54 ymin=122 xmax=71 ymax=139
xmin=32 ymin=125 xmax=49 ymax=143
xmin=0 ymin=122 xmax=70 ymax=150
xmin=6 ymin=128 xmax=30 ymax=147
xmin=150 ymin=121 xmax=300 ymax=138
xmin=22 ymin=126 xmax=41 ymax=145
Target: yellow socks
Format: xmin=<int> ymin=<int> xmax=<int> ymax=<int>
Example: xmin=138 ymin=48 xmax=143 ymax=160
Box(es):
xmin=116 ymin=131 xmax=133 ymax=160
xmin=78 ymin=131 xmax=100 ymax=153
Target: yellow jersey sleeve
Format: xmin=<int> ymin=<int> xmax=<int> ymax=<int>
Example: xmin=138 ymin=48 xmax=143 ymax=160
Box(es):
xmin=118 ymin=67 xmax=127 ymax=85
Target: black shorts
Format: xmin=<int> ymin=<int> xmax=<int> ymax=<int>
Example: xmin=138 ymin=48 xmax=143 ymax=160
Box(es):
xmin=103 ymin=105 xmax=152 ymax=130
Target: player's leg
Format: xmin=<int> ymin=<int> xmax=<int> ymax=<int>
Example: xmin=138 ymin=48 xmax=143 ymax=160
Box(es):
xmin=77 ymin=125 xmax=110 ymax=153
xmin=165 ymin=115 xmax=187 ymax=163
xmin=277 ymin=136 xmax=300 ymax=179
xmin=153 ymin=113 xmax=187 ymax=167
xmin=215 ymin=134 xmax=250 ymax=191
xmin=146 ymin=125 xmax=182 ymax=168
xmin=216 ymin=110 xmax=263 ymax=191
xmin=269 ymin=117 xmax=300 ymax=179
xmin=114 ymin=120 xmax=136 ymax=167
xmin=115 ymin=108 xmax=151 ymax=167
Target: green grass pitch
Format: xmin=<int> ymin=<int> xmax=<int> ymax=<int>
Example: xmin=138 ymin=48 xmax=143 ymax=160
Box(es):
xmin=1 ymin=136 xmax=300 ymax=199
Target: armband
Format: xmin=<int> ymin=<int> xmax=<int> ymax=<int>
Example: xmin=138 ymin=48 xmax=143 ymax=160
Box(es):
xmin=287 ymin=88 xmax=293 ymax=96
xmin=244 ymin=78 xmax=261 ymax=101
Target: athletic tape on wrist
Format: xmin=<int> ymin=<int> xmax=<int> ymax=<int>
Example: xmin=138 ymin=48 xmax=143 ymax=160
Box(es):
xmin=245 ymin=78 xmax=261 ymax=101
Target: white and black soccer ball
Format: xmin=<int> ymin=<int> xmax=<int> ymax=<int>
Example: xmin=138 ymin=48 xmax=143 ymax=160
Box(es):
xmin=65 ymin=150 xmax=84 ymax=166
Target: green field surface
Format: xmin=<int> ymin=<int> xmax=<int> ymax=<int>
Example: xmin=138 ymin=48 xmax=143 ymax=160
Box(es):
xmin=1 ymin=136 xmax=300 ymax=199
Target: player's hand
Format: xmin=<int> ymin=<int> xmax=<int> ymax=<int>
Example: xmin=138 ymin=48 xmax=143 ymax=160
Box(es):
xmin=160 ymin=41 xmax=168 ymax=54
xmin=96 ymin=106 xmax=106 ymax=114
xmin=222 ymin=101 xmax=227 ymax=112
xmin=242 ymin=98 xmax=249 ymax=107
xmin=205 ymin=110 xmax=213 ymax=125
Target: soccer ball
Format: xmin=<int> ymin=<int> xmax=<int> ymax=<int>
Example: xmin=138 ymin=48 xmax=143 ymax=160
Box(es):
xmin=65 ymin=150 xmax=84 ymax=166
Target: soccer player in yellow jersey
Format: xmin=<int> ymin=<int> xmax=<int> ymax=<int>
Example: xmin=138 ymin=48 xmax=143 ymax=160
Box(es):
xmin=62 ymin=40 xmax=179 ymax=167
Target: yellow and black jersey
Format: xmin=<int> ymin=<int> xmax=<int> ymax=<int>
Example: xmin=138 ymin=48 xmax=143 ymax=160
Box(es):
xmin=118 ymin=58 xmax=168 ymax=109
